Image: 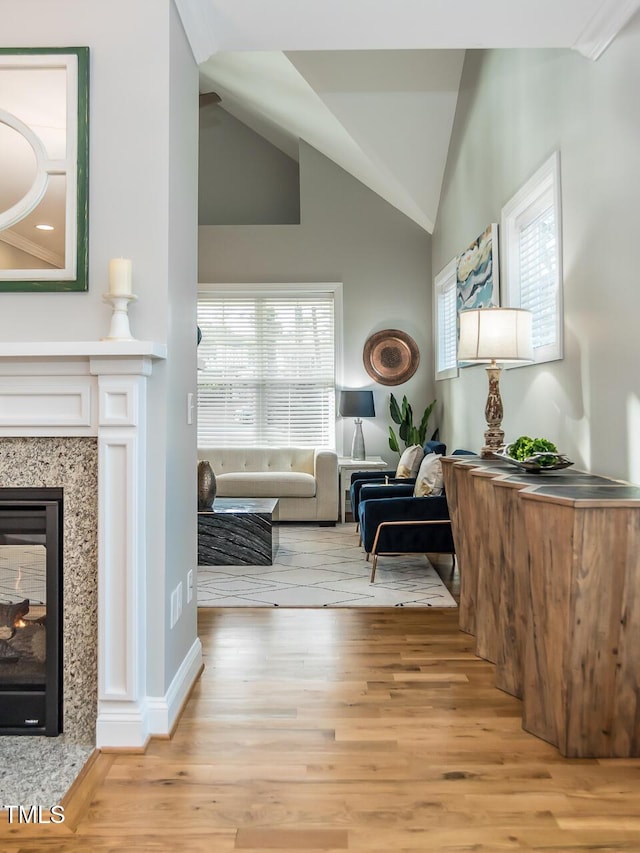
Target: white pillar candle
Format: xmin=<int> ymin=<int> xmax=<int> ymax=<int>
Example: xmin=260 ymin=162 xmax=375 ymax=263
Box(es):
xmin=108 ymin=258 xmax=133 ymax=296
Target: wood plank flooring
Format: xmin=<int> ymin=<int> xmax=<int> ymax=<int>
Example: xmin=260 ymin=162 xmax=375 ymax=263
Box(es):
xmin=4 ymin=590 xmax=640 ymax=850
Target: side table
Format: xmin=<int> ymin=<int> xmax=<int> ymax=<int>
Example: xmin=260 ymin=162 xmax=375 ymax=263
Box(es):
xmin=198 ymin=498 xmax=279 ymax=565
xmin=338 ymin=456 xmax=389 ymax=523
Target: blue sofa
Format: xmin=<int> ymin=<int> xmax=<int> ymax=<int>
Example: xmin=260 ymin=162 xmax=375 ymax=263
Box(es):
xmin=357 ymin=448 xmax=474 ymax=582
xmin=349 ymin=440 xmax=447 ymax=524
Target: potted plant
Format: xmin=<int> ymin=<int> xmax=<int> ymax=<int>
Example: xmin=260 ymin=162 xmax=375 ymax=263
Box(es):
xmin=388 ymin=393 xmax=436 ymax=453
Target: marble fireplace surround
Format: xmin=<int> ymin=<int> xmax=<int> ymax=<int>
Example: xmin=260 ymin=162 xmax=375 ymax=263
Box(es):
xmin=0 ymin=437 xmax=98 ymax=744
xmin=0 ymin=341 xmax=201 ymax=750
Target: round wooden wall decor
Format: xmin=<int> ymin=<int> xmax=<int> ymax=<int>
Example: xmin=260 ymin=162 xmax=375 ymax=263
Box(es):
xmin=363 ymin=329 xmax=420 ymax=386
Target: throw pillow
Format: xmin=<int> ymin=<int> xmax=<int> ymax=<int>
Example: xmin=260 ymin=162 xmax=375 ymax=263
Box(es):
xmin=395 ymin=444 xmax=424 ymax=479
xmin=413 ymin=453 xmax=444 ymax=497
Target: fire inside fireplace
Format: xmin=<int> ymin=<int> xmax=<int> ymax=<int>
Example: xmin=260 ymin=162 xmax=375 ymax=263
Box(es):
xmin=0 ymin=488 xmax=62 ymax=735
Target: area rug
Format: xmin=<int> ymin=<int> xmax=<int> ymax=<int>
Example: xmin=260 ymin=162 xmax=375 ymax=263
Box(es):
xmin=197 ymin=523 xmax=457 ymax=608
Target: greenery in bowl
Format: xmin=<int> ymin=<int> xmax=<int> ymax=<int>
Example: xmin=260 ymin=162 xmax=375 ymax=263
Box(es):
xmin=507 ymin=435 xmax=559 ymax=466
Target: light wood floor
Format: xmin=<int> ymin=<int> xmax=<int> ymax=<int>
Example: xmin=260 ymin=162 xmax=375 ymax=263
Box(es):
xmin=4 ymin=581 xmax=640 ymax=850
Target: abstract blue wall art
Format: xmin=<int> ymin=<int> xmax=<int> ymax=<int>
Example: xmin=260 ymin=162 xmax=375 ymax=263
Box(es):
xmin=456 ymin=223 xmax=500 ymax=312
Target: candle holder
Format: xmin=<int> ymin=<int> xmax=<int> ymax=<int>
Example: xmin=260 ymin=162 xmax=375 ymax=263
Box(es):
xmin=102 ymin=293 xmax=138 ymax=341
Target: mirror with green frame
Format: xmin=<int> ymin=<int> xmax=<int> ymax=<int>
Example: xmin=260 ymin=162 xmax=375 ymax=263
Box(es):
xmin=0 ymin=47 xmax=89 ymax=291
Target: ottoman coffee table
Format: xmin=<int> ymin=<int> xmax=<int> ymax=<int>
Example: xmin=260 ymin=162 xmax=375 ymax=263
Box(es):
xmin=197 ymin=498 xmax=279 ymax=566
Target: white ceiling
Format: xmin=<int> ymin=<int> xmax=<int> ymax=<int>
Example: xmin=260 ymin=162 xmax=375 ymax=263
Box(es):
xmin=185 ymin=0 xmax=640 ymax=233
xmin=199 ymin=50 xmax=464 ymax=232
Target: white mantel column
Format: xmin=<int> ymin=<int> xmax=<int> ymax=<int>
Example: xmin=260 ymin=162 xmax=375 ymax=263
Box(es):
xmin=91 ymin=355 xmax=153 ymax=749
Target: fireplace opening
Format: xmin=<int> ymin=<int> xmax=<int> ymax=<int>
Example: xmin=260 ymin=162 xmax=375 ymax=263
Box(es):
xmin=0 ymin=488 xmax=63 ymax=736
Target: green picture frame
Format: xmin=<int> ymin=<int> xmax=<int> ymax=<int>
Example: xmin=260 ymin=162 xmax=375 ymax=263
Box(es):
xmin=0 ymin=46 xmax=89 ymax=292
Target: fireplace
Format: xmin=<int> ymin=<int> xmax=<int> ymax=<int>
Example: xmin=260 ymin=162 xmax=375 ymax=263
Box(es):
xmin=0 ymin=341 xmax=202 ymax=750
xmin=0 ymin=488 xmax=63 ymax=736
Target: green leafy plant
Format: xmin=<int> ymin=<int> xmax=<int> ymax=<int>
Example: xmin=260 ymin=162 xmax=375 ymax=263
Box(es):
xmin=508 ymin=435 xmax=558 ymax=466
xmin=388 ymin=393 xmax=436 ymax=454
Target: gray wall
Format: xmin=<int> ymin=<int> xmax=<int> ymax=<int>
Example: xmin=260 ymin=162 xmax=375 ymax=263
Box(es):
xmin=199 ymin=108 xmax=300 ymax=225
xmin=199 ymin=141 xmax=434 ymax=464
xmin=3 ymin=0 xmax=199 ymax=702
xmin=432 ymin=17 xmax=640 ymax=483
xmin=161 ymin=0 xmax=199 ymax=690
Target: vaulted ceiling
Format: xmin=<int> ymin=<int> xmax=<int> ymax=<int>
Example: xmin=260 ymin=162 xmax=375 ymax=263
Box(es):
xmin=178 ymin=0 xmax=640 ymax=232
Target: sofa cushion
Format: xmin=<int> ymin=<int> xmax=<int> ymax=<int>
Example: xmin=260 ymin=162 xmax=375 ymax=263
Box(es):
xmin=395 ymin=444 xmax=424 ymax=478
xmin=207 ymin=448 xmax=315 ymax=476
xmin=413 ymin=453 xmax=444 ymax=497
xmin=216 ymin=471 xmax=317 ymax=499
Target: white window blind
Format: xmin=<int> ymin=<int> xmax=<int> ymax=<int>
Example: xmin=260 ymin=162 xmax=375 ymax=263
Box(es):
xmin=518 ymin=202 xmax=557 ymax=349
xmin=197 ymin=292 xmax=336 ymax=447
xmin=502 ymin=152 xmax=563 ymax=364
xmin=434 ymin=258 xmax=459 ymax=380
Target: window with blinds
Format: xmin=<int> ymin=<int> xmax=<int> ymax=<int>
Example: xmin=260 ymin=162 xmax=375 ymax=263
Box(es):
xmin=501 ymin=152 xmax=563 ymax=364
xmin=197 ymin=290 xmax=336 ymax=448
xmin=434 ymin=258 xmax=459 ymax=380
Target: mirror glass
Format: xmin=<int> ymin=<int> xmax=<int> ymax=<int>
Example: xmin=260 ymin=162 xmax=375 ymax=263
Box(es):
xmin=0 ymin=48 xmax=89 ymax=291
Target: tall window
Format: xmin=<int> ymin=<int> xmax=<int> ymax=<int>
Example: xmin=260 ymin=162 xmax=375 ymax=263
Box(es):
xmin=197 ymin=286 xmax=337 ymax=448
xmin=501 ymin=152 xmax=563 ymax=364
xmin=433 ymin=257 xmax=458 ymax=380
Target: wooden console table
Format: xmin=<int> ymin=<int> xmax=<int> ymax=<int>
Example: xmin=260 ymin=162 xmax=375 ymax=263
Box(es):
xmin=441 ymin=455 xmax=640 ymax=757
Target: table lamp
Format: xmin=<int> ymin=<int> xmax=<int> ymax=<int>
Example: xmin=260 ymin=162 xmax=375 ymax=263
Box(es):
xmin=457 ymin=307 xmax=533 ymax=456
xmin=339 ymin=390 xmax=375 ymax=461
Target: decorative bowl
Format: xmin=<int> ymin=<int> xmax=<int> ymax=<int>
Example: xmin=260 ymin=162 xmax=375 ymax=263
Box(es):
xmin=492 ymin=447 xmax=574 ymax=473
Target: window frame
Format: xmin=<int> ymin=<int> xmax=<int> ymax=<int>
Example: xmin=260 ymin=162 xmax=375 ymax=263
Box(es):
xmin=197 ymin=282 xmax=343 ymax=449
xmin=501 ymin=151 xmax=563 ymax=365
xmin=433 ymin=257 xmax=459 ymax=381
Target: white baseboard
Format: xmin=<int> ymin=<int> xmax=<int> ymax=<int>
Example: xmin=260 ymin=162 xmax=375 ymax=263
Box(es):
xmin=96 ymin=637 xmax=203 ymax=749
xmin=146 ymin=637 xmax=203 ymax=736
xmin=96 ymin=702 xmax=151 ymax=750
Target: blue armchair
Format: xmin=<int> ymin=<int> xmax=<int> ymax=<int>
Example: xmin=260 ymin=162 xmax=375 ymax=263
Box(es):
xmin=358 ymin=449 xmax=474 ymax=582
xmin=349 ymin=440 xmax=446 ymax=526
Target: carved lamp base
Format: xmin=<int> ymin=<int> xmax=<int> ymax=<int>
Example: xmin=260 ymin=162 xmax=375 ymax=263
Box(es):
xmin=480 ymin=362 xmax=505 ymax=458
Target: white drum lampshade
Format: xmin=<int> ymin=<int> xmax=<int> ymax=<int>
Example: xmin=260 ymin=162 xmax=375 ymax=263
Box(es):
xmin=458 ymin=307 xmax=533 ymax=364
xmin=457 ymin=307 xmax=533 ymax=456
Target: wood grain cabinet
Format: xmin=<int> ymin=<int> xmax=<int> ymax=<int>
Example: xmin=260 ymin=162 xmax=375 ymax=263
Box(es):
xmin=442 ymin=455 xmax=640 ymax=758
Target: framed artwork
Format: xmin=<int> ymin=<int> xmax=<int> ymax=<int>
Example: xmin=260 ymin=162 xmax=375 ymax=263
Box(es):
xmin=456 ymin=223 xmax=499 ymax=312
xmin=0 ymin=47 xmax=90 ymax=291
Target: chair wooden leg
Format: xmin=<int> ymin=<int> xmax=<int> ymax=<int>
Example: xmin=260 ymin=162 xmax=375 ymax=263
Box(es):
xmin=370 ymin=554 xmax=378 ymax=583
xmin=365 ymin=552 xmax=370 ymax=561
xmin=355 ymin=522 xmax=359 ymax=533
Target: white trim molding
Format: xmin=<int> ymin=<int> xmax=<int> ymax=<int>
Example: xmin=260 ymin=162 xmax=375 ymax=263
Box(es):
xmin=0 ymin=229 xmax=64 ymax=269
xmin=146 ymin=637 xmax=203 ymax=737
xmin=0 ymin=342 xmax=201 ymax=750
xmin=0 ymin=381 xmax=91 ymax=429
xmin=573 ymin=0 xmax=640 ymax=60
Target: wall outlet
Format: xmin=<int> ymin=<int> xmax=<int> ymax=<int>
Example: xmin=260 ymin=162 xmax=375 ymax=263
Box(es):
xmin=187 ymin=570 xmax=193 ymax=604
xmin=170 ymin=589 xmax=177 ymax=629
xmin=177 ymin=581 xmax=183 ymax=621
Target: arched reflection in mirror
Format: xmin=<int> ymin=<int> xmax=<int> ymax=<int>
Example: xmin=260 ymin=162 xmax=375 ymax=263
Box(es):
xmin=0 ymin=120 xmax=37 ymax=214
xmin=0 ymin=48 xmax=89 ymax=291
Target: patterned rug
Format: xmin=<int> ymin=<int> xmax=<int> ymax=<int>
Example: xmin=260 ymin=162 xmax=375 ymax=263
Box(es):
xmin=198 ymin=522 xmax=457 ymax=608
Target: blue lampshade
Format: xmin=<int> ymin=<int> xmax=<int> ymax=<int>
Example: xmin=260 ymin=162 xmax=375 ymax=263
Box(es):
xmin=339 ymin=390 xmax=375 ymax=418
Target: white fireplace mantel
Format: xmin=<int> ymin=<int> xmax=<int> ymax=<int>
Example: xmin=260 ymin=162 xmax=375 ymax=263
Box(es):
xmin=0 ymin=341 xmax=167 ymax=359
xmin=0 ymin=341 xmax=181 ymax=749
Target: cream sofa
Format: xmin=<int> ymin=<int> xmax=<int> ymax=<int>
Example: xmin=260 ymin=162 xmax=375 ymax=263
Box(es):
xmin=198 ymin=447 xmax=338 ymax=523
